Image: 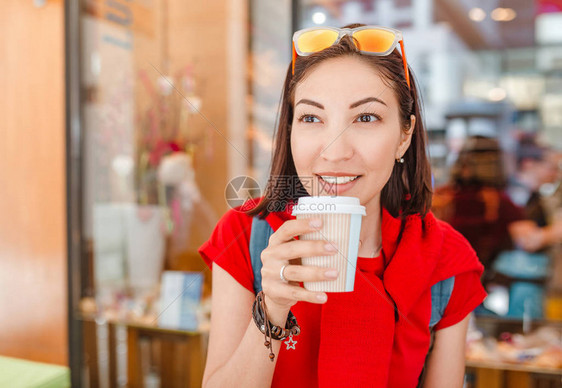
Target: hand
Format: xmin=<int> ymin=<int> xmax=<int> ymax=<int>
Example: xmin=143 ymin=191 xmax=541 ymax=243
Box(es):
xmin=510 ymin=220 xmax=546 ymax=252
xmin=516 ymin=228 xmax=545 ymax=252
xmin=259 ymin=218 xmax=339 ymax=320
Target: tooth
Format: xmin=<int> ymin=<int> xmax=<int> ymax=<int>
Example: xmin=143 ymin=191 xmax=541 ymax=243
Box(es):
xmin=320 ymin=175 xmax=358 ymax=184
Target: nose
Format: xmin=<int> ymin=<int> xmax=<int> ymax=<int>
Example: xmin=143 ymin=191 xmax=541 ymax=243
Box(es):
xmin=319 ymin=124 xmax=354 ymax=162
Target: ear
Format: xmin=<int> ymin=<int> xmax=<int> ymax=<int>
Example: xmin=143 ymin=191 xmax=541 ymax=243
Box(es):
xmin=396 ymin=115 xmax=415 ymax=160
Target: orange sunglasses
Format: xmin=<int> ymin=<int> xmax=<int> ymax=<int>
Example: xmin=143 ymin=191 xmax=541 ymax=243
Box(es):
xmin=292 ymin=25 xmax=410 ymax=89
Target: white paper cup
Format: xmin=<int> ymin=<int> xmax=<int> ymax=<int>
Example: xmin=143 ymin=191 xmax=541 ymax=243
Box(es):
xmin=291 ymin=196 xmax=365 ymax=292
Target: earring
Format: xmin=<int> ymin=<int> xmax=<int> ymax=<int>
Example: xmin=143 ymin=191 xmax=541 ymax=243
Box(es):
xmin=396 ymin=157 xmax=405 ymax=164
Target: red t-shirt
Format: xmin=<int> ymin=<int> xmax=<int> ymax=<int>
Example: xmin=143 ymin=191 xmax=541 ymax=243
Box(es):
xmin=436 ymin=186 xmax=525 ymax=266
xmin=199 ymin=204 xmax=486 ymax=387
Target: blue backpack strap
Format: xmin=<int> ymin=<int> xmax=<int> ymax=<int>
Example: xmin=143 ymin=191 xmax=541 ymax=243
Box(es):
xmin=249 ymin=216 xmax=275 ymax=294
xmin=429 ymin=276 xmax=455 ymax=328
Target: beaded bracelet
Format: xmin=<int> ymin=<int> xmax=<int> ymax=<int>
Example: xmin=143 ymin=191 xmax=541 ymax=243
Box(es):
xmin=252 ymin=291 xmax=301 ymax=361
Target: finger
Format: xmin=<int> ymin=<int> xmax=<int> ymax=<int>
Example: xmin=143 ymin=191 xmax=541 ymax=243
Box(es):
xmin=266 ymin=282 xmax=328 ymax=305
xmin=282 ymin=264 xmax=339 ymax=283
xmin=268 ymin=217 xmax=324 ymax=246
xmin=265 ymin=239 xmax=339 ymax=262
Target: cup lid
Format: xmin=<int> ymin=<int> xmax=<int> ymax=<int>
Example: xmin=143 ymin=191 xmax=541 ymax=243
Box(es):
xmin=291 ymin=196 xmax=366 ymax=215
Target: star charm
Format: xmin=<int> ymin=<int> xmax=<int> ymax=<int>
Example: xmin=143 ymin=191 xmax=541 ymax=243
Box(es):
xmin=284 ymin=335 xmax=297 ymax=350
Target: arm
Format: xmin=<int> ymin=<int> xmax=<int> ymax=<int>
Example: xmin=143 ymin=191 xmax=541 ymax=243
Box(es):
xmin=539 ymin=220 xmax=562 ymax=246
xmin=421 ymin=315 xmax=470 ymax=388
xmin=202 ymin=264 xmax=282 ymax=388
xmin=509 ymin=220 xmax=540 ymax=250
xmin=509 ymin=219 xmax=562 ymax=252
xmin=202 ymin=218 xmax=337 ymax=388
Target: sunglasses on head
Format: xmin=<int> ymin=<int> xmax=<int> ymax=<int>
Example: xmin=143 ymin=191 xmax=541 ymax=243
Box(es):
xmin=292 ymin=25 xmax=410 ymax=89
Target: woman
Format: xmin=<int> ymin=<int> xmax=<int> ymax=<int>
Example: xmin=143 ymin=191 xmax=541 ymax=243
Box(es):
xmin=433 ymin=136 xmax=528 ymax=269
xmin=199 ymin=24 xmax=486 ymax=388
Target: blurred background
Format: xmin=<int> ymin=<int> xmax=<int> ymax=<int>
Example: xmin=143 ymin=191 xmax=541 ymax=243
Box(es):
xmin=1 ymin=0 xmax=561 ymax=387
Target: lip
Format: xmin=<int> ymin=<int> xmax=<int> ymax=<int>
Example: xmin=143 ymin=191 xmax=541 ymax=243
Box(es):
xmin=315 ymin=174 xmax=362 ymax=195
xmin=315 ymin=171 xmax=362 ymax=177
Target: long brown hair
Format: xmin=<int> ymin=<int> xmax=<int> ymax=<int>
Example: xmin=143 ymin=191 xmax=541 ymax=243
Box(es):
xmin=247 ymin=23 xmax=433 ymax=219
xmin=451 ymin=136 xmax=507 ymax=189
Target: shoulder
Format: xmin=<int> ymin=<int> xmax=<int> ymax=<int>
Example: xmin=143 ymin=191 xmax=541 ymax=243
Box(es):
xmin=497 ymin=191 xmax=525 ymax=216
xmin=219 ymin=205 xmax=255 ymax=229
xmin=421 ymin=211 xmax=481 ymax=273
xmin=426 ymin=212 xmax=474 ymax=253
xmin=198 ymin=201 xmax=258 ymax=266
xmin=428 ymin=213 xmax=484 ymax=281
xmin=203 ymin=205 xmax=256 ymax=248
xmin=211 ymin=196 xmax=267 ymax=233
xmin=197 ymin=201 xmax=262 ymax=293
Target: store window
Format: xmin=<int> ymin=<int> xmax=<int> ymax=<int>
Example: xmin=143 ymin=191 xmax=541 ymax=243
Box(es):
xmin=69 ymin=0 xmax=249 ymax=386
xmin=67 ymin=0 xmax=562 ymax=386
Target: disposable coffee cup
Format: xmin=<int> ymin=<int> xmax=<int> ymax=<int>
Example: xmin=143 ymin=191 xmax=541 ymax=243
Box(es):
xmin=291 ymin=196 xmax=366 ymax=292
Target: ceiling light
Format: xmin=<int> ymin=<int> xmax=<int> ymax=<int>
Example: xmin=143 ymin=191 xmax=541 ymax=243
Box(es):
xmin=491 ymin=8 xmax=517 ymax=22
xmin=488 ymin=87 xmax=507 ymax=101
xmin=469 ymin=8 xmax=486 ymax=22
xmin=312 ymin=11 xmax=327 ymax=25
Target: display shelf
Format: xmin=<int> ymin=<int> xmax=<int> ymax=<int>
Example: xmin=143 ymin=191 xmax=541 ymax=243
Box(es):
xmin=77 ymin=312 xmax=208 ymax=336
xmin=79 ymin=313 xmax=208 ymax=388
xmin=466 ymin=359 xmax=561 ymax=375
xmin=474 ymin=315 xmax=562 ymax=328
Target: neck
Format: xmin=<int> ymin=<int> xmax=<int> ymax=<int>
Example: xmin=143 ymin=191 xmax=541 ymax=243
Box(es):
xmin=358 ymin=199 xmax=382 ymax=258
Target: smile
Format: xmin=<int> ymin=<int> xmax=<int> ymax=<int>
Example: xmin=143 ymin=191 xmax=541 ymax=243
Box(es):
xmin=319 ymin=175 xmax=360 ymax=184
xmin=315 ymin=174 xmax=363 ymax=195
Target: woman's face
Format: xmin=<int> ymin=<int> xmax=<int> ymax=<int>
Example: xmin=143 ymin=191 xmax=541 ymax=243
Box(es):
xmin=290 ymin=56 xmax=414 ymax=212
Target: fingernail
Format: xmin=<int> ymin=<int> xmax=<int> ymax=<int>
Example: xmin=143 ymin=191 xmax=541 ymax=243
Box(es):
xmin=309 ymin=219 xmax=322 ymax=228
xmin=324 ymin=242 xmax=337 ymax=251
xmin=316 ymin=293 xmax=327 ymax=302
xmin=324 ymin=269 xmax=338 ymax=279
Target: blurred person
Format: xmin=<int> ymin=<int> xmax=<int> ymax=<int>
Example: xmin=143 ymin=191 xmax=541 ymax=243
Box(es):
xmin=508 ymin=135 xmax=559 ymax=227
xmin=199 ymin=24 xmax=486 ymax=388
xmin=514 ymin=148 xmax=562 ymax=251
xmin=514 ymin=149 xmax=562 ymax=303
xmin=433 ymin=136 xmax=537 ymax=270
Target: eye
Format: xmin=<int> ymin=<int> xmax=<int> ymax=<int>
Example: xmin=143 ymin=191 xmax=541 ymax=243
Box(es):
xmin=298 ymin=114 xmax=321 ymax=123
xmin=355 ymin=114 xmax=380 ymax=123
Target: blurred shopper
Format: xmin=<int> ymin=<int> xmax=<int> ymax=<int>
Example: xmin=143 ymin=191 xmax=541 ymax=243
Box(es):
xmin=433 ymin=136 xmax=536 ymax=269
xmin=433 ymin=136 xmax=556 ymax=319
xmin=508 ymin=135 xmax=559 ymax=227
xmin=510 ymin=147 xmax=562 ymax=317
xmin=536 ymin=154 xmax=562 ymax=248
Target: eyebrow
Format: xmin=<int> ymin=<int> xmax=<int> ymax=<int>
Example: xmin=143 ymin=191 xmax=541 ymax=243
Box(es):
xmin=295 ymin=99 xmax=324 ymax=109
xmin=295 ymin=96 xmax=387 ymax=110
xmin=349 ymin=97 xmax=387 ymax=108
